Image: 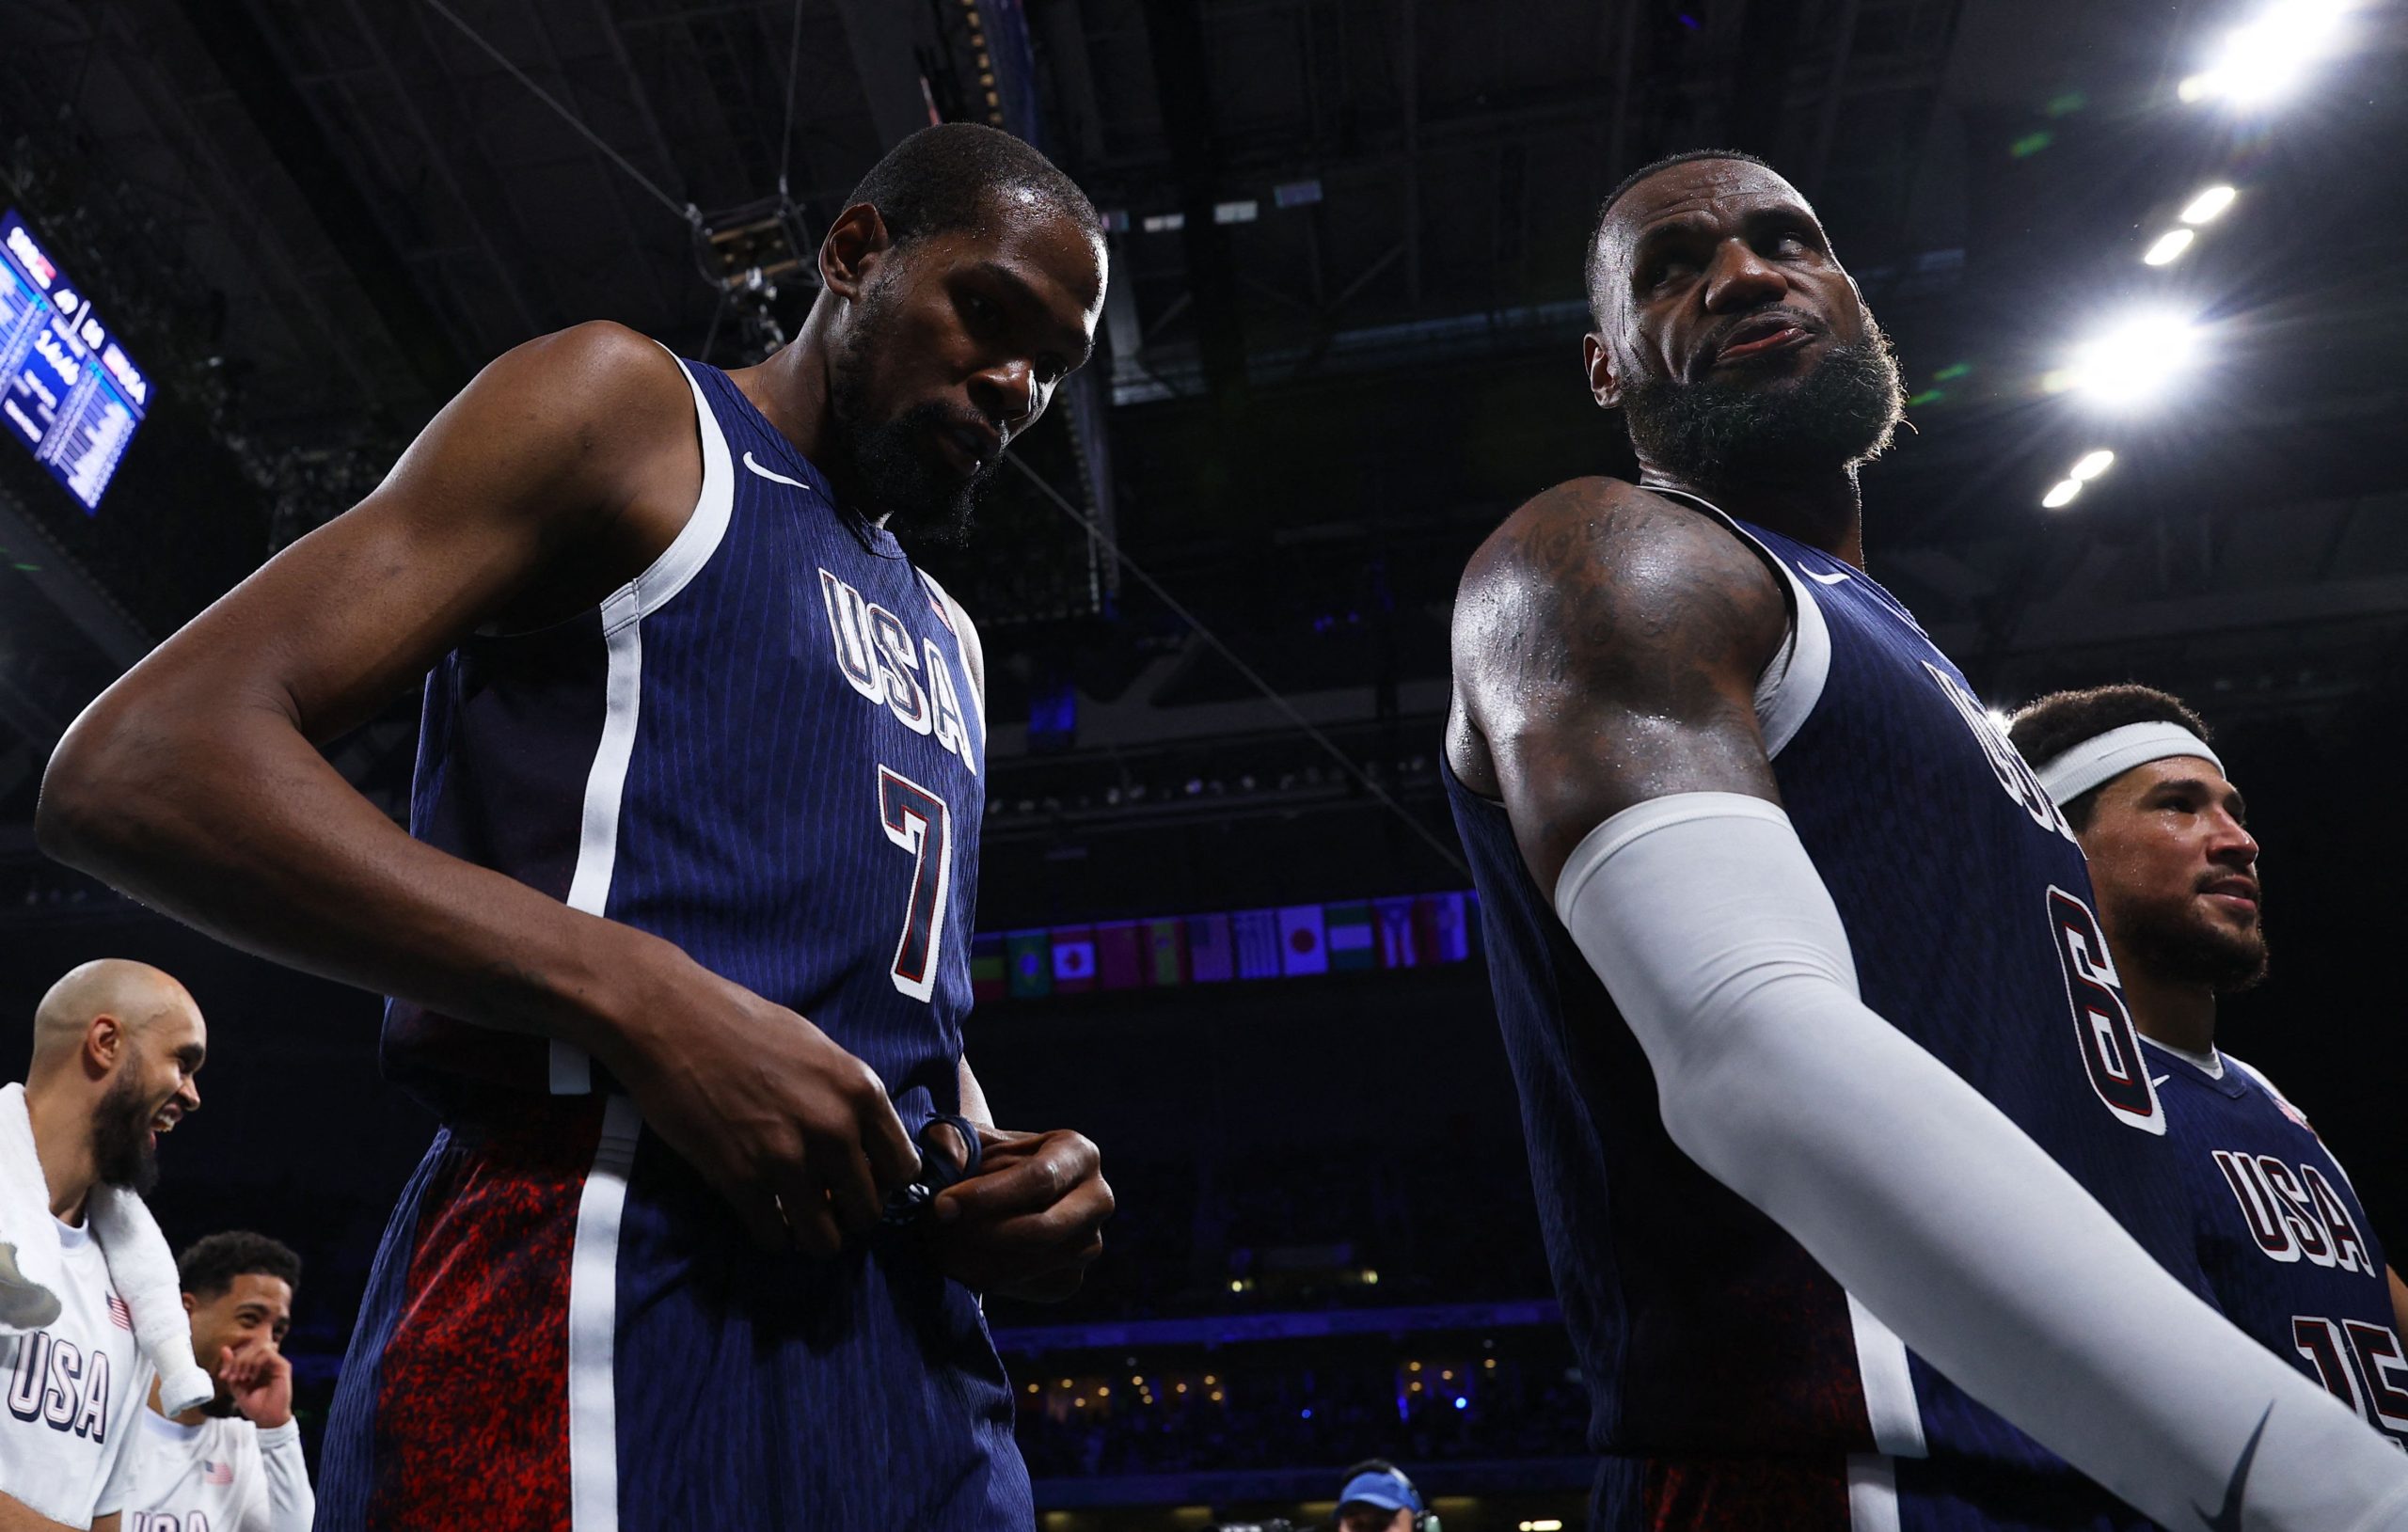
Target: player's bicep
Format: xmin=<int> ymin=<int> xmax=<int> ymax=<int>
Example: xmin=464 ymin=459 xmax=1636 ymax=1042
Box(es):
xmin=102 ymin=324 xmax=678 ymax=745
xmin=1456 ymin=483 xmax=1788 ymax=891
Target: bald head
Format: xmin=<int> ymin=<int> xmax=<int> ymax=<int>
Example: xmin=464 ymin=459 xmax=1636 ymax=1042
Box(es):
xmin=32 ymin=959 xmax=200 ymax=1074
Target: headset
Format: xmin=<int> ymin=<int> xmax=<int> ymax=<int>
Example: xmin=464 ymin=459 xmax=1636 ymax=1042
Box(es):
xmin=1336 ymin=1460 xmax=1439 ymax=1532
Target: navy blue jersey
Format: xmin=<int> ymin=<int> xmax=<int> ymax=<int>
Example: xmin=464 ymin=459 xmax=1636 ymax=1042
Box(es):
xmin=2152 ymin=1038 xmax=2408 ymax=1445
xmin=387 ymin=355 xmax=985 ymax=1123
xmin=1446 ymin=492 xmax=2209 ymax=1515
xmin=320 ymin=355 xmax=1025 ymax=1529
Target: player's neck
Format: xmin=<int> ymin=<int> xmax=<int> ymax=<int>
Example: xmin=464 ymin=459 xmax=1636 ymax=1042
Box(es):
xmin=1638 ymin=463 xmax=1866 ymax=568
xmin=727 ymin=335 xmax=838 ymax=491
xmin=23 ymin=1082 xmax=97 ymax=1224
xmin=2122 ymin=968 xmax=2218 ymax=1057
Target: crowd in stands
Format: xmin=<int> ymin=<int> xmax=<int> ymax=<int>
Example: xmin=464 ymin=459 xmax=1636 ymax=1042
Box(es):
xmin=1015 ymin=1349 xmax=1589 ymax=1477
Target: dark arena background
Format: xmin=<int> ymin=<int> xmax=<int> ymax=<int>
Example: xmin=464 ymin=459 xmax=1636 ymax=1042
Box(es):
xmin=4 ymin=1 xmax=2406 ymax=1528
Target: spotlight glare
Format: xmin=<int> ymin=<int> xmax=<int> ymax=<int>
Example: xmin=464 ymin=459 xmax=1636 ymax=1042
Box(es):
xmin=2070 ymin=450 xmax=2115 ymax=481
xmin=2185 ymin=0 xmax=2353 ymax=106
xmin=2042 ymin=480 xmax=2083 ymax=510
xmin=2143 ymin=229 xmax=2195 ymax=266
xmin=2179 ymin=185 xmax=2238 ymax=224
xmin=2065 ymin=312 xmax=2202 ymax=408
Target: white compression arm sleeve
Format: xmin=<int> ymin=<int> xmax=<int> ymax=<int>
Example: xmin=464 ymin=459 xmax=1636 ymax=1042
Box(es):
xmin=1554 ymin=793 xmax=2408 ymax=1532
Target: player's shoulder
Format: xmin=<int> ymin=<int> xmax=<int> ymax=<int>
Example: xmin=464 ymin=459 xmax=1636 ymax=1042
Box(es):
xmin=1461 ymin=476 xmax=1779 ymax=605
xmin=1453 ymin=475 xmax=1785 ymax=660
xmin=452 ymin=321 xmax=692 ymax=461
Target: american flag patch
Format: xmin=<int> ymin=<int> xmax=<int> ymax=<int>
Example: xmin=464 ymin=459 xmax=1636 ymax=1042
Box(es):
xmin=105 ymin=1294 xmax=132 ymax=1331
xmin=203 ymin=1461 xmax=233 ymax=1486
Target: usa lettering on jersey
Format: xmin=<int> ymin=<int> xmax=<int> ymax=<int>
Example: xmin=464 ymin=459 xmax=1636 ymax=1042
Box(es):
xmin=1923 ymin=661 xmax=2078 ymax=843
xmin=2211 ymin=1149 xmax=2373 ymax=1272
xmin=819 ymin=567 xmax=975 ymax=774
xmin=3 ymin=1329 xmax=112 ymax=1440
xmin=133 ymin=1515 xmax=215 ymax=1532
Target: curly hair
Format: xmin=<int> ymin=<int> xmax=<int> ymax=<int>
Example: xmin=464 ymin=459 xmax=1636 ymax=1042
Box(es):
xmin=177 ymin=1230 xmax=301 ymax=1302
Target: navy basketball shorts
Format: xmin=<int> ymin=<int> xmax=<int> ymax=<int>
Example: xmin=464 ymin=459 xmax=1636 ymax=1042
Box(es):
xmin=317 ymin=1095 xmax=1031 ymax=1530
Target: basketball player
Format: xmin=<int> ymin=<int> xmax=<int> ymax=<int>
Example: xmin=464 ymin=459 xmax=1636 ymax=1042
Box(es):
xmin=2011 ymin=685 xmax=2408 ymax=1435
xmin=1442 ymin=149 xmax=2408 ymax=1529
xmin=37 ymin=123 xmax=1114 ymax=1527
xmin=126 ymin=1232 xmax=311 ymax=1532
xmin=2 ymin=961 xmax=206 ymax=1532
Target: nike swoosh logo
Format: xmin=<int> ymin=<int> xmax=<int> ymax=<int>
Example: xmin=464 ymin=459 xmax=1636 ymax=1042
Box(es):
xmin=743 ymin=450 xmax=808 ymax=489
xmin=2151 ymin=1074 xmax=2171 ymax=1087
xmin=1803 ymin=567 xmax=1852 ymax=585
xmin=2195 ymin=1403 xmax=2272 ymax=1532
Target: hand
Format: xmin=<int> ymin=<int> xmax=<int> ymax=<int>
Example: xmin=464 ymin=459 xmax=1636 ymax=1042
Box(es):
xmin=926 ymin=1125 xmax=1113 ymax=1302
xmin=220 ymin=1342 xmax=292 ymax=1429
xmin=596 ymin=939 xmax=921 ymax=1256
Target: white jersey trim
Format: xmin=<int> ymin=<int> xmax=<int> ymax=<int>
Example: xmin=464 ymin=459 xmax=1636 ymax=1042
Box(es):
xmin=549 ymin=352 xmax=736 ymax=1094
xmin=1846 ymin=1453 xmax=1902 ymax=1532
xmin=1846 ymin=1289 xmax=1927 ymax=1458
xmin=1644 ymin=488 xmax=1831 ymax=759
xmin=566 ymin=1094 xmax=642 ymax=1532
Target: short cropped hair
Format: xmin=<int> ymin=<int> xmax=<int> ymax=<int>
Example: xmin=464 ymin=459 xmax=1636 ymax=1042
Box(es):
xmin=2008 ymin=684 xmax=2213 ymax=830
xmin=1586 ymin=148 xmax=1777 ymax=328
xmin=177 ymin=1231 xmax=301 ymax=1303
xmin=845 ymin=122 xmax=1102 ymax=253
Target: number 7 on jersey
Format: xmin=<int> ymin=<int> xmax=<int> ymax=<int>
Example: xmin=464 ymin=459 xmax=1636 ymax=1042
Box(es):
xmin=879 ymin=766 xmax=952 ymax=1002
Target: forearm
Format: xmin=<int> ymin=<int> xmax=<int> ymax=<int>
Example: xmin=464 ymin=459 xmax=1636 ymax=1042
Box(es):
xmin=40 ymin=691 xmax=642 ymax=1054
xmin=1559 ymin=795 xmax=2408 ymax=1531
xmin=250 ymin=1421 xmax=313 ymax=1532
xmin=0 ymin=1492 xmax=83 ymax=1532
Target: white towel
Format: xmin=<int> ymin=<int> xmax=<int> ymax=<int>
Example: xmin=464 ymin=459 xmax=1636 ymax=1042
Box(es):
xmin=0 ymin=1082 xmax=214 ymax=1414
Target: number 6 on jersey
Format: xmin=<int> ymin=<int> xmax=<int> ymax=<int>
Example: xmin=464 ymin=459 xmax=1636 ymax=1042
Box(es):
xmin=879 ymin=765 xmax=951 ymax=1002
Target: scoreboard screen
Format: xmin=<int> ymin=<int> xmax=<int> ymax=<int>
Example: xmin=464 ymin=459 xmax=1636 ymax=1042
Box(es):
xmin=0 ymin=209 xmax=150 ymax=513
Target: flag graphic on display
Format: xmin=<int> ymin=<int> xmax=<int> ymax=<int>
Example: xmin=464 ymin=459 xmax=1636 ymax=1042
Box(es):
xmin=1052 ymin=925 xmax=1098 ymax=992
xmin=1419 ymin=892 xmax=1471 ymax=963
xmin=1145 ymin=917 xmax=1187 ymax=986
xmin=1277 ymin=904 xmax=1329 ymax=976
xmin=1187 ymin=912 xmax=1235 ymax=982
xmin=105 ymin=1293 xmax=132 ymax=1331
xmin=1006 ymin=929 xmax=1053 ymax=999
xmin=1324 ymin=901 xmax=1375 ymax=971
xmin=970 ymin=934 xmax=1007 ymax=1003
xmin=1374 ymin=897 xmax=1419 ymax=968
xmin=203 ymin=1461 xmax=234 ymax=1486
xmin=1096 ymin=922 xmax=1144 ymax=989
xmin=1234 ymin=909 xmax=1283 ymax=979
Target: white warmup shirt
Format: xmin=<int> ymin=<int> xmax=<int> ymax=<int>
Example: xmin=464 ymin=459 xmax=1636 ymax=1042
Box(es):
xmin=123 ymin=1406 xmax=313 ymax=1532
xmin=0 ymin=1217 xmax=150 ymax=1525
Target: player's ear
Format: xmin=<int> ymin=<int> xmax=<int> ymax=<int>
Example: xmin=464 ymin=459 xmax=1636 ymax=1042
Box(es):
xmin=182 ymin=1292 xmax=198 ymax=1318
xmin=819 ymin=203 xmax=894 ymax=302
xmin=84 ymin=1014 xmax=123 ymax=1076
xmin=1585 ymin=332 xmax=1624 ymax=409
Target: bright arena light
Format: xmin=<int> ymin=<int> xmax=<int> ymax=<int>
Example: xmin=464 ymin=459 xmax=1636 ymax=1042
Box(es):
xmin=2143 ymin=229 xmax=2195 ymax=265
xmin=2180 ymin=0 xmax=2353 ymax=105
xmin=2058 ymin=312 xmax=2203 ymax=407
xmin=2070 ymin=449 xmax=2116 ymax=481
xmin=2179 ymin=184 xmax=2238 ymax=224
xmin=2042 ymin=480 xmax=2083 ymax=510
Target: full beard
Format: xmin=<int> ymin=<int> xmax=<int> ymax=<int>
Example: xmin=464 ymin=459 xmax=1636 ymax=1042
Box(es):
xmin=1622 ymin=323 xmax=1907 ymax=483
xmin=89 ymin=1071 xmax=160 ymax=1197
xmin=827 ymin=299 xmax=994 ymax=546
xmin=2113 ymin=895 xmax=2271 ymax=995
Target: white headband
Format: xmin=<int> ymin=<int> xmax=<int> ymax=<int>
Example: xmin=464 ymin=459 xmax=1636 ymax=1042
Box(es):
xmin=2034 ymin=721 xmax=2224 ymax=806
